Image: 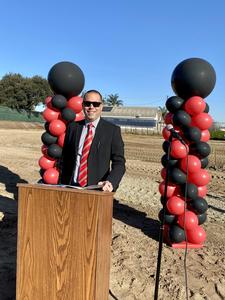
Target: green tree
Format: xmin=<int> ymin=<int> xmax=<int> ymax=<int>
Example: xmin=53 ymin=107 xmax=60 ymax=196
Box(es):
xmin=106 ymin=93 xmax=123 ymax=106
xmin=0 ymin=73 xmax=53 ymax=111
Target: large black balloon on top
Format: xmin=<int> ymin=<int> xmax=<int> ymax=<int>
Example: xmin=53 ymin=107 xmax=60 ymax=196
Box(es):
xmin=171 ymin=58 xmax=216 ymax=99
xmin=48 ymin=61 xmax=85 ymax=98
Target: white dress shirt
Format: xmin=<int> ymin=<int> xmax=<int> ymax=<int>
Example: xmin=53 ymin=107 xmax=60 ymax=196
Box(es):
xmin=73 ymin=117 xmax=100 ymax=184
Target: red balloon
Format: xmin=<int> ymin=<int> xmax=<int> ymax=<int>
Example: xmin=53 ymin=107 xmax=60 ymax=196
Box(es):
xmin=49 ymin=119 xmax=66 ymax=136
xmin=75 ymin=111 xmax=85 ymax=121
xmin=164 ymin=112 xmax=173 ymax=124
xmin=160 ymin=168 xmax=167 ymax=180
xmin=58 ymin=133 xmax=66 ymax=147
xmin=43 ymin=168 xmax=59 ymax=184
xmin=197 ymin=185 xmax=207 ymax=197
xmin=192 ymin=113 xmax=213 ymax=130
xmin=187 ymin=225 xmax=206 ymax=244
xmin=67 ymin=96 xmax=83 ymax=113
xmin=45 ymin=96 xmax=52 ymax=105
xmin=166 ymin=195 xmax=185 ymax=215
xmin=162 ymin=127 xmax=171 ymax=140
xmin=188 ymin=169 xmax=211 ymax=186
xmin=200 ymin=129 xmax=210 ymax=142
xmin=41 ymin=144 xmax=48 ymax=156
xmin=171 ymin=140 xmax=189 ymax=159
xmin=180 ymin=155 xmax=201 ymax=173
xmin=42 ymin=107 xmax=60 ymax=122
xmin=38 ymin=155 xmax=56 ymax=170
xmin=184 ymin=96 xmax=206 ymax=116
xmin=178 ymin=210 xmax=198 ymax=230
xmin=159 ymin=181 xmax=177 ymax=198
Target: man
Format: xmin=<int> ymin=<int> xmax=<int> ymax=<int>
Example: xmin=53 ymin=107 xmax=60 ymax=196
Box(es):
xmin=59 ymin=90 xmax=125 ymax=192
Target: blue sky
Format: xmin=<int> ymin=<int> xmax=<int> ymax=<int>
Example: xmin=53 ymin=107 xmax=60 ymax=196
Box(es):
xmin=0 ymin=0 xmax=225 ymax=121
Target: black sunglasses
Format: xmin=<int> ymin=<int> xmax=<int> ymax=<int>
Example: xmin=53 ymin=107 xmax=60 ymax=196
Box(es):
xmin=83 ymin=101 xmax=102 ymax=107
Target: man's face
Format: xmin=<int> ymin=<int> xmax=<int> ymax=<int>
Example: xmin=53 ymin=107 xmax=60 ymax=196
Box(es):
xmin=83 ymin=92 xmax=103 ymax=122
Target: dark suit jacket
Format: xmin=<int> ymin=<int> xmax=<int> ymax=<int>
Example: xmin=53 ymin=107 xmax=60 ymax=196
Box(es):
xmin=59 ymin=118 xmax=126 ymax=191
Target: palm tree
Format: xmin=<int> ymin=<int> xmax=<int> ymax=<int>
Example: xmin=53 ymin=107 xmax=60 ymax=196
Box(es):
xmin=106 ymin=94 xmax=123 ymax=106
xmin=158 ymin=106 xmax=168 ymax=121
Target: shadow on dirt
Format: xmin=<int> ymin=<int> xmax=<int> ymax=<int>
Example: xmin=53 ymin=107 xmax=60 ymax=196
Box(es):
xmin=113 ymin=199 xmax=160 ymax=241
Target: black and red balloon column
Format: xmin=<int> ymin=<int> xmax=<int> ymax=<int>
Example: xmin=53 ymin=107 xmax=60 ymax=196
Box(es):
xmin=159 ymin=58 xmax=216 ymax=248
xmin=39 ymin=61 xmax=85 ymax=184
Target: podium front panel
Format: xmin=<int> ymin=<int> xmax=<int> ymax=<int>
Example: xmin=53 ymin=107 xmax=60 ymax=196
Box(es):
xmin=16 ymin=184 xmax=113 ymax=300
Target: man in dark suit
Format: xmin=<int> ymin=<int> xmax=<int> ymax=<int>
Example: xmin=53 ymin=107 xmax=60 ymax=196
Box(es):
xmin=59 ymin=90 xmax=125 ymax=192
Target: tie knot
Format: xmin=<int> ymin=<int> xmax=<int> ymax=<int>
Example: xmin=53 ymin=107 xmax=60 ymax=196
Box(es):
xmin=88 ymin=123 xmax=93 ymax=129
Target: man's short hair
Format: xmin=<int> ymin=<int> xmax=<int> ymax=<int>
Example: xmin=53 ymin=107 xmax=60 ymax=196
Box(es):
xmin=83 ymin=90 xmax=103 ymax=102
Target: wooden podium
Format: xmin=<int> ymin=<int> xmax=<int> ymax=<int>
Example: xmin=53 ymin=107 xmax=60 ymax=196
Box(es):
xmin=16 ymin=184 xmax=114 ymax=300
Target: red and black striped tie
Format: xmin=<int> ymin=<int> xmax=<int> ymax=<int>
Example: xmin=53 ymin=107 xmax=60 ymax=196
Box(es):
xmin=78 ymin=123 xmax=93 ymax=187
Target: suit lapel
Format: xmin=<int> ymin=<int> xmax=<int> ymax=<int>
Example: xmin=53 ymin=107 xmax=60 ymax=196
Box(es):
xmin=74 ymin=120 xmax=85 ymax=155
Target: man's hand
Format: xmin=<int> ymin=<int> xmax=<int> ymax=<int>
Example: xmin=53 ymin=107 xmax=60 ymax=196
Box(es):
xmin=98 ymin=181 xmax=113 ymax=192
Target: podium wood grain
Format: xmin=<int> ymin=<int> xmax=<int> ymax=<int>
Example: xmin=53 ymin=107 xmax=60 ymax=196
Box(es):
xmin=16 ymin=184 xmax=113 ymax=300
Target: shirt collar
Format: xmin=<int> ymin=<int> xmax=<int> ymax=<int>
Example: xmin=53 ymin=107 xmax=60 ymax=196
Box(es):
xmin=85 ymin=117 xmax=100 ymax=128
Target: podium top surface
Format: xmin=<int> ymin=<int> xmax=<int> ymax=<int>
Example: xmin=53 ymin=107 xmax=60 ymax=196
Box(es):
xmin=17 ymin=183 xmax=114 ymax=197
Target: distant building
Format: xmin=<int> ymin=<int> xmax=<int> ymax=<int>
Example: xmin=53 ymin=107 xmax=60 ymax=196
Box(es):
xmin=101 ymin=106 xmax=162 ymax=132
xmin=213 ymin=122 xmax=225 ymax=131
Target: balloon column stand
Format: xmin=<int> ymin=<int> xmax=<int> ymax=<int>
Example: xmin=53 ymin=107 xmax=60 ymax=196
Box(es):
xmin=38 ymin=62 xmax=85 ymax=184
xmin=158 ymin=57 xmax=216 ymax=249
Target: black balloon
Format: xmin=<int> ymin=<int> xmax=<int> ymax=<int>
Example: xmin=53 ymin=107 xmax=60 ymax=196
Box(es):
xmin=47 ymin=144 xmax=63 ymax=159
xmin=41 ymin=132 xmax=58 ymax=146
xmin=160 ymin=195 xmax=168 ymax=206
xmin=169 ymin=167 xmax=187 ymax=184
xmin=181 ymin=183 xmax=198 ymax=200
xmin=51 ymin=94 xmax=67 ymax=109
xmin=162 ymin=140 xmax=170 ymax=153
xmin=39 ymin=168 xmax=45 ymax=177
xmin=171 ymin=57 xmax=216 ymax=99
xmin=183 ymin=126 xmax=201 ymax=143
xmin=173 ymin=110 xmax=191 ymax=127
xmin=189 ymin=197 xmax=208 ymax=214
xmin=61 ymin=107 xmax=76 ymax=122
xmin=48 ymin=61 xmax=85 ymax=98
xmin=158 ymin=209 xmax=176 ymax=225
xmin=44 ymin=122 xmax=50 ymax=132
xmin=190 ymin=142 xmax=211 ymax=158
xmin=161 ymin=154 xmax=178 ymax=168
xmin=169 ymin=225 xmax=185 ymax=243
xmin=204 ymin=102 xmax=209 ymax=113
xmin=197 ymin=213 xmax=207 ymax=225
xmin=200 ymin=157 xmax=209 ymax=169
xmin=166 ymin=96 xmax=185 ymax=113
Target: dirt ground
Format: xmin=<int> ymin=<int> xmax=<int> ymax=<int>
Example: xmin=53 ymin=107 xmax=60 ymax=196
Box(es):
xmin=0 ymin=122 xmax=225 ymax=300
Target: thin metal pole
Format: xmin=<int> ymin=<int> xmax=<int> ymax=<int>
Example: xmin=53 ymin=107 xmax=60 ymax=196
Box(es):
xmin=154 ymin=136 xmax=172 ymax=300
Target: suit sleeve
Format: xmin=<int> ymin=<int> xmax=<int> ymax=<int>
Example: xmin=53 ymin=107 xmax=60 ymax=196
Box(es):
xmin=106 ymin=126 xmax=126 ymax=191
